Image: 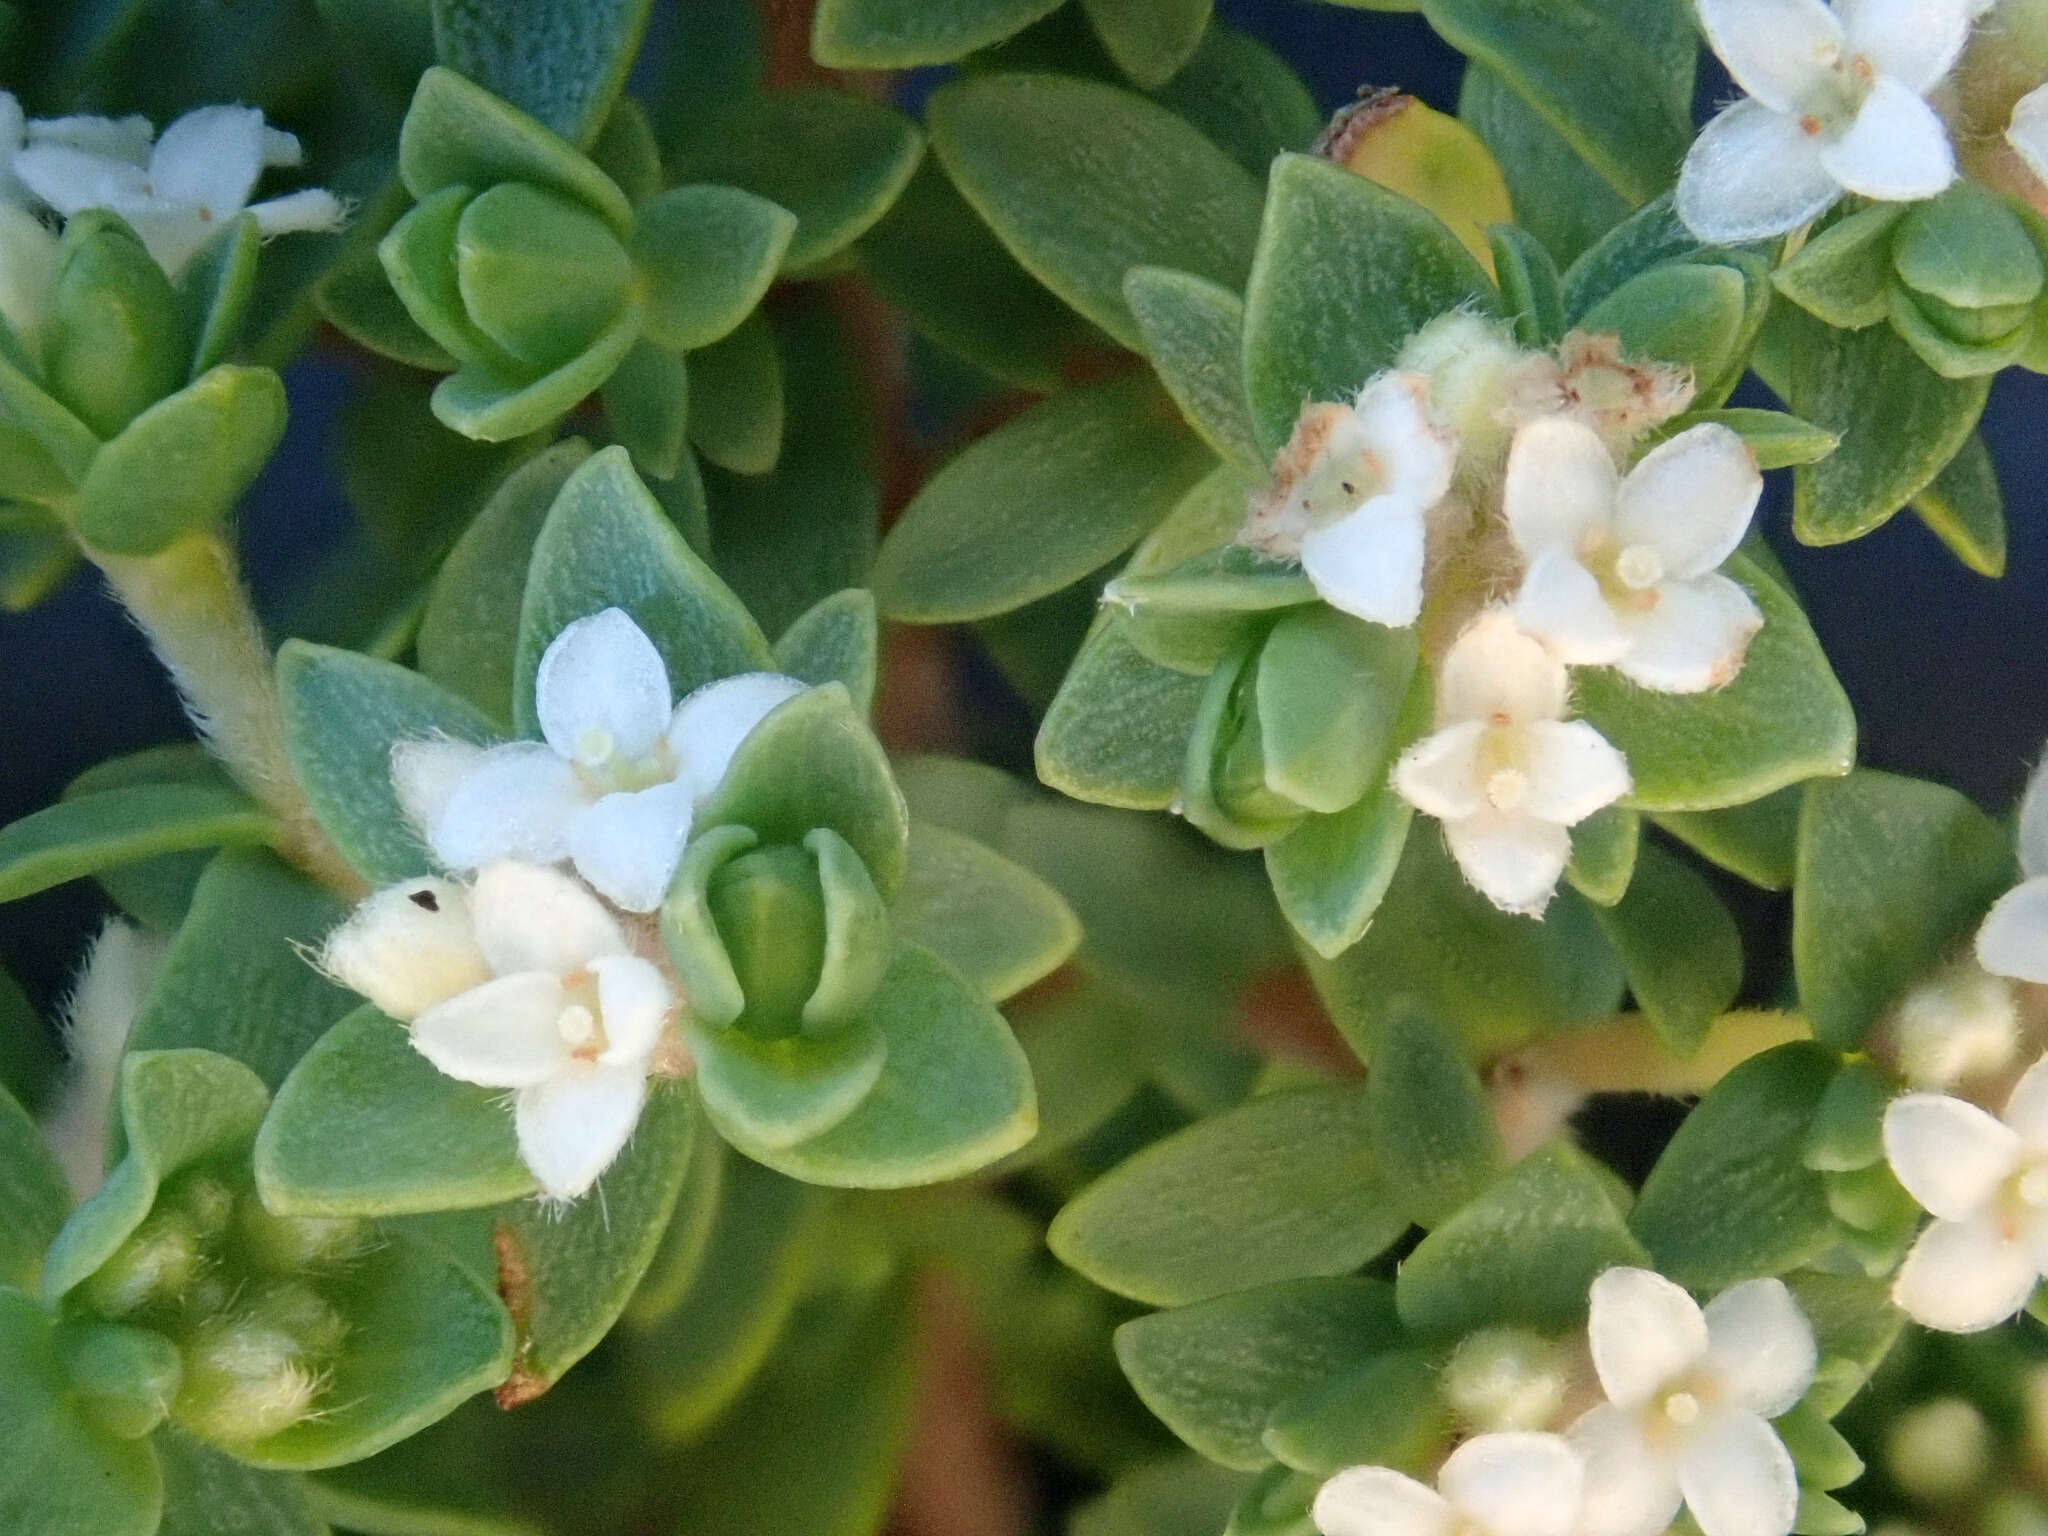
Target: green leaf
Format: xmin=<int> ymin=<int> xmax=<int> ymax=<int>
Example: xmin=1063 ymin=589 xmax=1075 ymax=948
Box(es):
xmin=1910 ymin=430 xmax=2006 ymax=578
xmin=1224 ymin=1466 xmax=1318 ymax=1536
xmin=122 ymin=850 xmax=352 ymax=1091
xmin=1592 ymin=840 xmax=1743 ymax=1056
xmin=156 ymin=1430 xmax=325 ymax=1536
xmin=1630 ymin=1042 xmax=1840 ymax=1290
xmin=669 ymin=90 xmax=923 ymax=273
xmin=874 ymin=370 xmax=1210 ymax=623
xmin=1148 ymin=23 xmax=1321 ymax=180
xmin=515 ymin=444 xmax=773 ymax=728
xmin=774 ymin=589 xmax=878 ymax=715
xmin=1664 ymin=408 xmax=1839 ymax=471
xmin=0 ymin=784 xmax=275 ymax=905
xmin=1051 ymin=1085 xmax=1404 ymax=1306
xmin=1241 ymin=153 xmax=1496 ymax=454
xmin=418 ymin=439 xmax=592 ymax=728
xmin=1266 ymin=784 xmax=1415 ymax=959
xmin=1125 ymin=266 xmax=1263 ymax=470
xmin=685 ymin=309 xmax=783 ymax=475
xmin=276 ymin=642 xmax=500 ymax=887
xmin=59 ymin=749 xmax=230 ymax=930
xmin=317 ymin=251 xmax=458 ymax=372
xmin=689 ymin=1016 xmax=887 ymax=1152
xmin=174 ymin=215 xmax=261 ymax=381
xmin=429 ymin=0 xmax=649 ymax=147
xmin=1490 ymin=222 xmax=1567 ymax=345
xmin=1395 ymin=1141 xmax=1648 ymax=1338
xmin=1576 ymin=262 xmax=1752 ymax=406
xmin=491 ymin=1087 xmax=696 ymax=1402
xmin=1575 ymin=556 xmax=1855 ymax=812
xmin=1793 ymin=770 xmax=2010 ymax=1052
xmin=0 ymin=1290 xmax=161 ymax=1536
xmin=600 ymin=337 xmax=689 ymax=479
xmin=1772 ymin=204 xmax=1904 ymax=330
xmin=812 ymin=0 xmax=1063 ymax=66
xmin=1081 ymin=0 xmax=1211 ymax=88
xmin=1421 ymin=0 xmax=1688 ymax=205
xmin=0 ymin=1081 xmax=67 ymax=1291
xmin=996 ymin=979 xmax=1149 ymax=1171
xmin=1365 ymin=1009 xmax=1504 ymax=1228
xmin=1038 ymin=615 xmax=1209 ymax=809
xmin=256 ymin=1008 xmax=537 ymax=1217
xmin=75 ymin=367 xmax=287 ymax=556
xmin=1114 ymin=1278 xmax=1399 ymax=1469
xmin=634 ymin=184 xmax=794 ymax=353
xmin=890 ymin=823 xmax=1081 ymax=1002
xmin=734 ymin=942 xmax=1035 ymax=1188
xmin=928 ymin=72 xmax=1264 ymax=349
xmin=1261 ymin=1351 xmax=1445 ymax=1476
xmin=430 ymin=308 xmax=642 ymax=443
xmin=1257 ymin=607 xmax=1419 ymax=814
xmin=1783 ymin=1270 xmax=1903 ymax=1412
xmin=1566 ymin=803 xmax=1640 ymax=906
xmin=1073 ymin=1457 xmax=1255 ymax=1536
xmin=1460 ymin=67 xmax=1627 ymax=270
xmin=1557 ymin=193 xmax=1711 ymax=320
xmin=1653 ymin=787 xmax=1803 ymax=891
xmin=1803 ymin=1059 xmax=1891 ymax=1173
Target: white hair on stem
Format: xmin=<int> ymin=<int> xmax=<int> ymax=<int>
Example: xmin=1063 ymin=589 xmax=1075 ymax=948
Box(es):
xmin=43 ymin=918 xmax=170 ymax=1198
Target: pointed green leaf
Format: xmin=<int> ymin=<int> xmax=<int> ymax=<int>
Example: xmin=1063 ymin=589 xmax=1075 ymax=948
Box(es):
xmin=0 ymin=784 xmax=275 ymax=905
xmin=1261 ymin=1351 xmax=1445 ymax=1476
xmin=430 ymin=307 xmax=641 ymax=442
xmin=812 ymin=0 xmax=1063 ymax=65
xmin=1072 ymin=1457 xmax=1255 ymax=1536
xmin=1081 ymin=0 xmax=1211 ymax=87
xmin=634 ymin=184 xmax=795 ymax=352
xmin=996 ymin=979 xmax=1149 ymax=1172
xmin=1652 ymin=787 xmax=1803 ymax=891
xmin=1366 ymin=1009 xmax=1504 ymax=1228
xmin=1490 ymin=222 xmax=1566 ymax=345
xmin=318 ymin=250 xmax=458 ymax=372
xmin=1576 ymin=262 xmax=1751 ymax=405
xmin=600 ymin=336 xmax=689 ymax=479
xmin=1566 ymin=804 xmax=1640 ymax=906
xmin=1147 ymin=23 xmax=1321 ymax=181
xmin=156 ymin=1430 xmax=325 ymax=1536
xmin=774 ymin=588 xmax=878 ymax=715
xmin=1125 ymin=266 xmax=1263 ymax=470
xmin=685 ymin=309 xmax=783 ymax=475
xmin=890 ymin=823 xmax=1080 ymax=1003
xmin=173 ymin=215 xmax=261 ymax=381
xmin=1910 ymin=431 xmax=2006 ymax=578
xmin=1267 ymin=783 xmax=1415 ymax=960
xmin=1593 ymin=839 xmax=1743 ymax=1056
xmin=1038 ymin=615 xmax=1208 ymax=810
xmin=1772 ymin=204 xmax=1904 ymax=330
xmin=431 ymin=0 xmax=651 ymax=148
xmin=0 ymin=1080 xmax=67 ymax=1291
xmin=1664 ymin=408 xmax=1839 ymax=472
xmin=689 ymin=1016 xmax=886 ymax=1152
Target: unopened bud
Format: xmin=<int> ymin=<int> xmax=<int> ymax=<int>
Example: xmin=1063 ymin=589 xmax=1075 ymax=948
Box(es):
xmin=1886 ymin=1396 xmax=1994 ymax=1504
xmin=241 ymin=1281 xmax=348 ymax=1360
xmin=234 ymin=1194 xmax=371 ymax=1275
xmin=173 ymin=1314 xmax=321 ymax=1445
xmin=160 ymin=1171 xmax=236 ymax=1244
xmin=1891 ymin=963 xmax=2020 ymax=1090
xmin=80 ymin=1211 xmax=202 ymax=1319
xmin=1442 ymin=1327 xmax=1573 ymax=1432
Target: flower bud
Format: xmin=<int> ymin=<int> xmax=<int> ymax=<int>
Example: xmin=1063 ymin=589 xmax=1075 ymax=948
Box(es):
xmin=159 ymin=1170 xmax=236 ymax=1244
xmin=44 ymin=212 xmax=184 ymax=438
xmin=1441 ymin=1327 xmax=1573 ymax=1432
xmin=54 ymin=1319 xmax=182 ymax=1440
xmin=240 ymin=1281 xmax=349 ymax=1359
xmin=1890 ymin=963 xmax=2021 ymax=1090
xmin=80 ymin=1210 xmax=203 ymax=1319
xmin=1885 ymin=1396 xmax=1993 ymax=1504
xmin=451 ymin=183 xmax=634 ymax=372
xmin=234 ymin=1192 xmax=371 ymax=1275
xmin=1891 ymin=183 xmax=2044 ymax=349
xmin=172 ymin=1313 xmax=321 ymax=1445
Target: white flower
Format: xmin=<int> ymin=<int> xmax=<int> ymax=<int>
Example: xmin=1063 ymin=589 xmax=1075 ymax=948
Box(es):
xmin=1393 ymin=609 xmax=1631 ymax=916
xmin=1241 ymin=370 xmax=1456 ymax=628
xmin=1568 ymin=1267 xmax=1816 ymax=1536
xmin=2010 ymin=83 xmax=2048 ymax=188
xmin=1311 ymin=1432 xmax=1584 ymax=1536
xmin=1884 ymin=1055 xmax=2048 ymax=1332
xmin=1678 ymin=0 xmax=1972 ymax=243
xmin=11 ymin=101 xmax=345 ymax=275
xmin=1506 ymin=418 xmax=1764 ymax=694
xmin=1976 ymin=756 xmax=2048 ymax=984
xmin=322 ymin=861 xmax=674 ymax=1200
xmin=395 ymin=608 xmax=806 ymax=913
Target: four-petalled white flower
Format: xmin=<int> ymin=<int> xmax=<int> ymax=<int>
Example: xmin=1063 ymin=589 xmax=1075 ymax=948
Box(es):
xmin=1678 ymin=0 xmax=1971 ymax=243
xmin=1312 ymin=1431 xmax=1584 ymax=1536
xmin=1568 ymin=1267 xmax=1816 ymax=1536
xmin=1885 ymin=1055 xmax=2048 ymax=1333
xmin=1506 ymin=418 xmax=1764 ymax=694
xmin=322 ymin=860 xmax=673 ymax=1200
xmin=1393 ymin=608 xmax=1631 ymax=916
xmin=395 ymin=607 xmax=805 ymax=913
xmin=1241 ymin=370 xmax=1456 ymax=628
xmin=1974 ymin=755 xmax=2048 ymax=985
xmin=11 ymin=99 xmax=344 ymax=275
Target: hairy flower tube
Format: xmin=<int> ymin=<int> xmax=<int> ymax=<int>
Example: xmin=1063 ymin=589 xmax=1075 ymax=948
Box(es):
xmin=1311 ymin=1431 xmax=1585 ymax=1536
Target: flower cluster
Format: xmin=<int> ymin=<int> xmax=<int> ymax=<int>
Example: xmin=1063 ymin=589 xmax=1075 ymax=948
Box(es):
xmin=1244 ymin=317 xmax=1765 ymax=915
xmin=1313 ymin=1266 xmax=1817 ymax=1536
xmin=321 ymin=608 xmax=807 ymax=1199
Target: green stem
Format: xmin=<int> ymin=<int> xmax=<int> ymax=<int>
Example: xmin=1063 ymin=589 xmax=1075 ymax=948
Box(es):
xmin=92 ymin=533 xmax=361 ymax=895
xmin=1517 ymin=1008 xmax=1810 ymax=1098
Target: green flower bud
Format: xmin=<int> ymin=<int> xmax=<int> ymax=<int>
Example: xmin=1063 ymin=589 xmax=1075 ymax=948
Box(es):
xmin=239 ymin=1281 xmax=349 ymax=1359
xmin=80 ymin=1210 xmax=203 ymax=1320
xmin=1892 ymin=184 xmax=2044 ymax=346
xmin=172 ymin=1312 xmax=321 ymax=1446
xmin=1885 ymin=1396 xmax=1993 ymax=1505
xmin=1441 ymin=1327 xmax=1573 ymax=1433
xmin=453 ymin=183 xmax=634 ymax=372
xmin=44 ymin=212 xmax=184 ymax=439
xmin=233 ymin=1192 xmax=371 ymax=1275
xmin=54 ymin=1319 xmax=182 ymax=1440
xmin=159 ymin=1170 xmax=236 ymax=1245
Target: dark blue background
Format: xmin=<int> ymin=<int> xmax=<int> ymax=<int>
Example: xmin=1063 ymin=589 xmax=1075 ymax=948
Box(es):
xmin=3 ymin=0 xmax=2040 ymax=1008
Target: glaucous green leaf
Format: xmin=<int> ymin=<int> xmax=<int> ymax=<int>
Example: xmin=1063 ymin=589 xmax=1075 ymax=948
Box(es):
xmin=0 ymin=1080 xmax=67 ymax=1291
xmin=1557 ymin=194 xmax=1710 ymax=321
xmin=1260 ymin=1350 xmax=1445 ymax=1476
xmin=57 ymin=749 xmax=229 ymax=931
xmin=1148 ymin=23 xmax=1321 ymax=180
xmin=690 ymin=1016 xmax=886 ymax=1152
xmin=256 ymin=1008 xmax=536 ymax=1217
xmin=429 ymin=0 xmax=650 ymax=147
xmin=1051 ymin=1085 xmax=1404 ymax=1307
xmin=1241 ymin=152 xmax=1496 ymax=454
xmin=1490 ymin=221 xmax=1567 ymax=345
xmin=1592 ymin=840 xmax=1743 ymax=1056
xmin=1566 ymin=803 xmax=1640 ymax=906
xmin=1630 ymin=1042 xmax=1840 ymax=1290
xmin=1664 ymin=408 xmax=1839 ymax=471
xmin=1575 ymin=556 xmax=1855 ymax=811
xmin=773 ymin=589 xmax=878 ymax=715
xmin=1576 ymin=261 xmax=1752 ymax=407
xmin=928 ymin=72 xmax=1264 ymax=350
xmin=1652 ymin=787 xmax=1803 ymax=891
xmin=995 ymin=979 xmax=1150 ymax=1171
xmin=1910 ymin=430 xmax=2006 ymax=578
xmin=890 ymin=823 xmax=1081 ymax=1003
xmin=600 ymin=337 xmax=689 ymax=479
xmin=1038 ymin=616 xmax=1209 ymax=810
xmin=685 ymin=309 xmax=782 ymax=476
xmin=317 ymin=250 xmax=457 ymax=372
xmin=633 ymin=184 xmax=794 ymax=352
xmin=1365 ymin=1009 xmax=1504 ymax=1228
xmin=430 ymin=308 xmax=641 ymax=443
xmin=0 ymin=784 xmax=275 ymax=905
xmin=1266 ymin=783 xmax=1415 ymax=959
xmin=874 ymin=370 xmax=1210 ymax=623
xmin=1793 ymin=770 xmax=2010 ymax=1052
xmin=1460 ymin=66 xmax=1627 ymax=269
xmin=1080 ymin=0 xmax=1211 ymax=88
xmin=1772 ymin=204 xmax=1904 ymax=330
xmin=1125 ymin=265 xmax=1264 ymax=471
xmin=156 ymin=1430 xmax=325 ymax=1536
xmin=812 ymin=0 xmax=1063 ymax=66
xmin=1072 ymin=1456 xmax=1255 ymax=1536
xmin=276 ymin=642 xmax=499 ymax=887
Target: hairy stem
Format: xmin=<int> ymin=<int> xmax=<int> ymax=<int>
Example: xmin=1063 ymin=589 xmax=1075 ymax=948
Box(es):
xmin=93 ymin=533 xmax=361 ymax=895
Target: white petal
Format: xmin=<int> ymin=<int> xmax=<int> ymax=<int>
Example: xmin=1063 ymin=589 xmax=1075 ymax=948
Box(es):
xmin=390 ymin=737 xmax=489 ymax=838
xmin=2010 ymin=83 xmax=2048 ymax=188
xmin=534 ymin=608 xmax=674 ymax=768
xmin=667 ymin=672 xmax=807 ymax=803
xmin=1393 ymin=720 xmax=1487 ymax=820
xmin=12 ymin=141 xmax=152 ymax=215
xmin=1839 ymin=0 xmax=1970 ymax=94
xmin=1817 ymin=79 xmax=1957 ymax=202
xmin=1892 ymin=1214 xmax=2041 ymax=1332
xmin=1354 ymin=370 xmax=1457 ymax=507
xmin=412 ymin=972 xmax=573 ymax=1088
xmin=1519 ymin=719 xmax=1632 ymax=826
xmin=565 ymin=782 xmax=693 ymax=913
xmin=1675 ymin=1410 xmax=1799 ymax=1536
xmin=1514 ymin=551 xmax=1629 ymax=667
xmin=514 ymin=1063 xmax=649 ymax=1200
xmin=116 ymin=205 xmax=214 ymax=277
xmin=1437 ymin=609 xmax=1569 ymax=727
xmin=592 ymin=954 xmax=671 ymax=1066
xmin=26 ymin=112 xmax=152 ymax=163
xmin=1311 ymin=1466 xmax=1455 ymax=1536
xmin=1696 ymin=0 xmax=1844 ymax=113
xmin=249 ymin=187 xmax=346 ymax=237
xmin=426 ymin=743 xmax=584 ymax=871
xmin=260 ymin=125 xmax=304 ymax=167
xmin=0 ymin=204 xmax=57 ymax=346
xmin=1300 ymin=496 xmax=1428 ymax=628
xmin=1612 ymin=574 xmax=1764 ymax=695
xmin=320 ymin=878 xmax=488 ymax=1022
xmin=1701 ymin=1279 xmax=1817 ymax=1419
xmin=1882 ymin=1092 xmax=2021 ymax=1220
xmin=1978 ymin=879 xmax=2048 ymax=984
xmin=146 ymin=105 xmax=265 ymax=216
xmin=1615 ymin=425 xmax=1762 ymax=582
xmin=1503 ymin=417 xmax=1619 ymax=560
xmin=470 ymin=860 xmax=629 ymax=976
xmin=1437 ymin=1432 xmax=1585 ymax=1536
xmin=1444 ymin=809 xmax=1573 ymax=917
xmin=1588 ymin=1267 xmax=1709 ymax=1412
xmin=2018 ymin=758 xmax=2048 ymax=880
xmin=1567 ymin=1405 xmax=1683 ymax=1536
xmin=1677 ymin=100 xmax=1841 ymax=244
xmin=2002 ymin=1055 xmax=2048 ymax=1150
